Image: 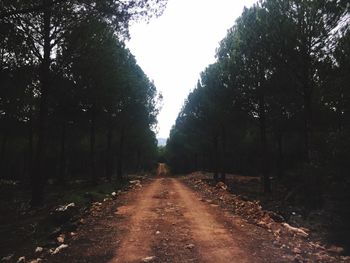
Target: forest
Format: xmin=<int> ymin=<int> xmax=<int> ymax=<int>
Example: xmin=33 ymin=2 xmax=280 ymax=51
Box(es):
xmin=0 ymin=0 xmax=168 ymax=206
xmin=167 ymin=0 xmax=350 ymax=197
xmin=165 ymin=0 xmax=350 ymax=251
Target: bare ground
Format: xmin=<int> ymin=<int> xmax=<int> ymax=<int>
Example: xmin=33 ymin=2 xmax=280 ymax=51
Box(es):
xmin=45 ymin=175 xmax=349 ymax=263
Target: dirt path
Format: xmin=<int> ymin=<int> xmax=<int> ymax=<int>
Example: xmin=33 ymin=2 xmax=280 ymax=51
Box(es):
xmin=156 ymin=163 xmax=167 ymax=176
xmin=112 ymin=179 xmax=162 ymax=262
xmin=50 ymin=177 xmax=303 ymax=263
xmin=172 ymin=179 xmax=250 ymax=263
xmin=110 ymin=178 xmax=254 ymax=262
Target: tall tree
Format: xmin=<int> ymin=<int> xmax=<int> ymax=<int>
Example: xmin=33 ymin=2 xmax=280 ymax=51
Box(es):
xmin=1 ymin=0 xmax=167 ymax=205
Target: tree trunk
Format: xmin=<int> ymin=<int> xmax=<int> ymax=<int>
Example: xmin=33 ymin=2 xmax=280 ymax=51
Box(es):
xmin=303 ymin=89 xmax=312 ymax=163
xmin=1 ymin=130 xmax=7 ymax=160
xmin=213 ymin=134 xmax=219 ymax=182
xmin=105 ymin=116 xmax=113 ymax=181
xmin=59 ymin=120 xmax=66 ymax=184
xmin=277 ymin=129 xmax=283 ymax=178
xmin=194 ymin=153 xmax=198 ymax=171
xmin=1 ymin=128 xmax=8 ymax=179
xmin=90 ymin=104 xmax=97 ymax=184
xmin=301 ymin=43 xmax=312 ymax=163
xmin=136 ymin=149 xmax=141 ymax=172
xmin=336 ymin=93 xmax=343 ymax=132
xmin=117 ymin=127 xmax=125 ymax=181
xmin=220 ymin=126 xmax=226 ymax=183
xmin=27 ymin=109 xmax=34 ymax=180
xmin=259 ymin=92 xmax=271 ymax=193
xmin=31 ymin=0 xmax=52 ymax=206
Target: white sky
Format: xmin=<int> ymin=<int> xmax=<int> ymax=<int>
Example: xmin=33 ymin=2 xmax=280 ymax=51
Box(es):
xmin=126 ymin=0 xmax=256 ymax=138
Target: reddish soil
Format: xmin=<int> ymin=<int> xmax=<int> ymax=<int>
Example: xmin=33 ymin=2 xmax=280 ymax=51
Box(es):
xmin=49 ymin=176 xmax=316 ymax=263
xmin=44 ymin=166 xmax=350 ymax=263
xmin=156 ymin=163 xmax=167 ymax=177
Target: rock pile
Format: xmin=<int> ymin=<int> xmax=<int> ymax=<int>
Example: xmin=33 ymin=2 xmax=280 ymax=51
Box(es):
xmin=129 ymin=180 xmax=142 ymax=189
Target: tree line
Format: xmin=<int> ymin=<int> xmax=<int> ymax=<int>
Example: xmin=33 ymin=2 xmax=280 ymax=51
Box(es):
xmin=166 ymin=0 xmax=350 ymax=200
xmin=0 ymin=0 xmax=167 ymax=206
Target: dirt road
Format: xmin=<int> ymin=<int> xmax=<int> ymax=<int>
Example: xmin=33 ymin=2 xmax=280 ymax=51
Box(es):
xmin=52 ymin=176 xmax=296 ymax=263
xmin=156 ymin=163 xmax=167 ymax=176
xmin=113 ymin=178 xmax=253 ymax=263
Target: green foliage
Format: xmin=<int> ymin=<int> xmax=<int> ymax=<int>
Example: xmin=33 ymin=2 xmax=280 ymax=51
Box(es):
xmin=166 ymin=0 xmax=350 ymax=196
xmin=0 ymin=0 xmax=166 ymax=203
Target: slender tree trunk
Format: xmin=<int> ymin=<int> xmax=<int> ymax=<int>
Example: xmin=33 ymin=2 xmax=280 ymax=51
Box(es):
xmin=0 ymin=47 xmax=4 ymax=66
xmin=105 ymin=116 xmax=113 ymax=181
xmin=337 ymin=108 xmax=343 ymax=132
xmin=300 ymin=42 xmax=313 ymax=163
xmin=213 ymin=134 xmax=219 ymax=182
xmin=303 ymin=89 xmax=312 ymax=163
xmin=277 ymin=129 xmax=283 ymax=178
xmin=117 ymin=127 xmax=124 ymax=181
xmin=259 ymin=92 xmax=271 ymax=193
xmin=59 ymin=120 xmax=66 ymax=184
xmin=27 ymin=112 xmax=34 ymax=180
xmin=21 ymin=148 xmax=27 ymax=180
xmin=220 ymin=126 xmax=226 ymax=183
xmin=136 ymin=149 xmax=141 ymax=172
xmin=31 ymin=0 xmax=52 ymax=206
xmin=1 ymin=130 xmax=7 ymax=159
xmin=194 ymin=153 xmax=198 ymax=171
xmin=90 ymin=104 xmax=97 ymax=184
xmin=336 ymin=93 xmax=343 ymax=132
xmin=1 ymin=128 xmax=8 ymax=178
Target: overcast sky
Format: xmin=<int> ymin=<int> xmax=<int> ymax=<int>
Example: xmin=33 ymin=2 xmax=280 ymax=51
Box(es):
xmin=126 ymin=0 xmax=256 ymax=138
